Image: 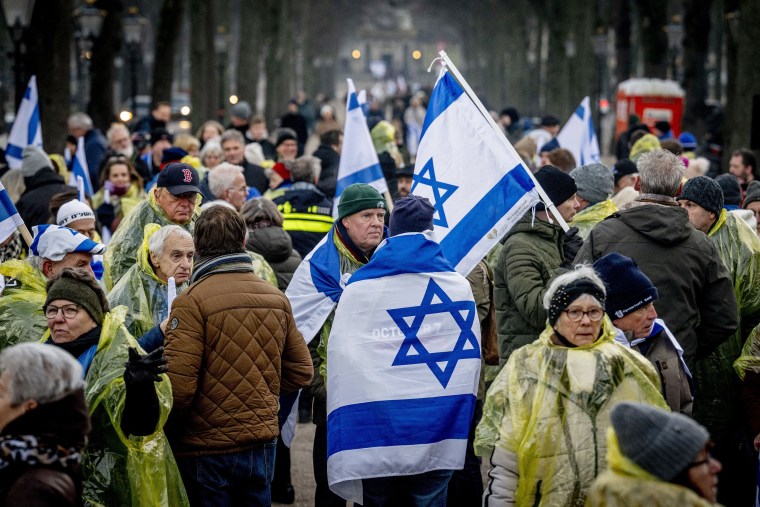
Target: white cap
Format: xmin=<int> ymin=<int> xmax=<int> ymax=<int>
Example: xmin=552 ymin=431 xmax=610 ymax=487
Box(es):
xmin=56 ymin=200 xmax=95 ymax=227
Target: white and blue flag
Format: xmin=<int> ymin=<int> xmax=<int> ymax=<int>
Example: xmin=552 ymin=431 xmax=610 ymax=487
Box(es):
xmin=6 ymin=76 xmax=43 ymax=170
xmin=0 ymin=181 xmax=24 ymax=243
xmin=557 ymin=96 xmax=601 ymax=166
xmin=30 ymin=224 xmax=105 ymax=261
xmin=333 ymin=79 xmax=388 ymax=216
xmin=413 ymin=70 xmax=539 ymax=276
xmin=69 ymin=136 xmax=94 ymax=197
xmin=326 ymin=232 xmax=481 ymax=502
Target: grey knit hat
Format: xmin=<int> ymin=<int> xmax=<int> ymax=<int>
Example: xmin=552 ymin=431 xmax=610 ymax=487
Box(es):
xmin=677 ymin=175 xmax=723 ymax=215
xmin=743 ymin=180 xmax=760 ymax=209
xmin=611 ymin=402 xmax=709 ymax=481
xmin=570 ymin=163 xmax=613 ymax=204
xmin=21 ymin=145 xmax=53 ymax=178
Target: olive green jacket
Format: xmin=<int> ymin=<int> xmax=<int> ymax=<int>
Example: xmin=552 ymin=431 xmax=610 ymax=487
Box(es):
xmin=493 ymin=211 xmax=566 ymax=365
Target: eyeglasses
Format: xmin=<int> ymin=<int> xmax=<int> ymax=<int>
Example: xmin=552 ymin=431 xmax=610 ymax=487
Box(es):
xmin=687 ymin=453 xmax=714 ymax=469
xmin=44 ymin=304 xmax=80 ymax=319
xmin=563 ymin=308 xmax=605 ymax=322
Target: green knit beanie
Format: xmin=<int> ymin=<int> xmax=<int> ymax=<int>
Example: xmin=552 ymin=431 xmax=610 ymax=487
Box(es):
xmin=337 ymin=184 xmax=386 ymax=220
xmin=45 ymin=276 xmax=106 ymax=324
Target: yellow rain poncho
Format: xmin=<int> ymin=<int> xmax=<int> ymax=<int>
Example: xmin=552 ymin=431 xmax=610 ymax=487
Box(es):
xmin=0 ymin=259 xmax=48 ymax=349
xmin=571 ymin=200 xmax=618 ymax=239
xmin=107 ymin=224 xmax=189 ymax=338
xmin=475 ymin=319 xmax=666 ymax=506
xmin=693 ymin=209 xmax=760 ymax=439
xmin=103 ymin=189 xmax=200 ymax=290
xmin=82 ymin=305 xmax=188 ymax=507
xmin=585 ymin=429 xmax=717 ymax=507
xmin=629 ymin=134 xmax=661 ymax=164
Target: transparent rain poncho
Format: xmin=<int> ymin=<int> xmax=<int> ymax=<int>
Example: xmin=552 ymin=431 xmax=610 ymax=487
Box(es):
xmin=585 ymin=428 xmax=716 ymax=507
xmin=475 ymin=318 xmax=667 ymax=506
xmin=107 ymin=224 xmax=188 ymax=338
xmin=82 ymin=305 xmax=189 ymax=506
xmin=103 ymin=189 xmax=200 ymax=290
xmin=571 ymin=199 xmax=618 ymax=240
xmin=0 ymin=259 xmax=48 ymax=350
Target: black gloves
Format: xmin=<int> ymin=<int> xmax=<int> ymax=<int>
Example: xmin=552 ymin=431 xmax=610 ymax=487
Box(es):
xmin=96 ymin=202 xmax=116 ymax=230
xmin=562 ymin=226 xmax=584 ymax=267
xmin=124 ymin=346 xmax=167 ymax=385
xmin=121 ymin=347 xmax=166 ymax=437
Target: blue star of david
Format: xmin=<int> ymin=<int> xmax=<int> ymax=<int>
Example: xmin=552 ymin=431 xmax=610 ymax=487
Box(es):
xmin=411 ymin=158 xmax=458 ymax=228
xmin=387 ymin=279 xmax=480 ymax=388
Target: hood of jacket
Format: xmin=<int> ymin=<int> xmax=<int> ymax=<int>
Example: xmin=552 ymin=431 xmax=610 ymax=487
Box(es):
xmin=23 ymin=168 xmax=66 ymax=191
xmin=246 ymin=226 xmax=294 ymax=264
xmin=504 ymin=209 xmax=564 ymax=243
xmin=616 ymin=204 xmax=694 ymax=246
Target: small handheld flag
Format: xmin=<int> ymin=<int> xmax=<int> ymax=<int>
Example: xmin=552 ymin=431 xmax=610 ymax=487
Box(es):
xmin=6 ymin=76 xmax=43 ymax=170
xmin=557 ymin=96 xmax=601 ymax=166
xmin=0 ymin=181 xmax=25 ymax=244
xmin=69 ymin=137 xmax=94 ymax=197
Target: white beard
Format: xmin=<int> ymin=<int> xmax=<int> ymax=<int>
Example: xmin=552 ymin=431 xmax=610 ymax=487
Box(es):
xmin=116 ymin=145 xmax=134 ymax=159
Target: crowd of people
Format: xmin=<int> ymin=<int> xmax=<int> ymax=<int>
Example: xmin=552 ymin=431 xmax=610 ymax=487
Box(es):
xmin=0 ymin=90 xmax=759 ymax=507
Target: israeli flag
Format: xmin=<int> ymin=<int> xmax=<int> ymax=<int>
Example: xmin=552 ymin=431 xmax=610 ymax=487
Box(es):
xmin=30 ymin=224 xmax=105 ymax=261
xmin=333 ymin=79 xmax=388 ymax=216
xmin=69 ymin=136 xmax=94 ymax=197
xmin=326 ymin=232 xmax=481 ymax=502
xmin=6 ymin=76 xmax=43 ymax=170
xmin=0 ymin=181 xmax=24 ymax=244
xmin=280 ymin=225 xmax=344 ymax=446
xmin=413 ymin=70 xmax=539 ymax=276
xmin=557 ymin=96 xmax=601 ymax=166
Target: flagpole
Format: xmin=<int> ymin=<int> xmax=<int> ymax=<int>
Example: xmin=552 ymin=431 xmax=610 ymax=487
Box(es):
xmin=437 ymin=51 xmax=570 ymax=232
xmin=17 ymin=223 xmax=33 ymax=247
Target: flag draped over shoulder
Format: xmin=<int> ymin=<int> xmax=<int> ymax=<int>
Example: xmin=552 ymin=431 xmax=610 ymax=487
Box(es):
xmin=326 ymin=232 xmax=481 ymax=502
xmin=0 ymin=182 xmax=24 ymax=243
xmin=413 ymin=70 xmax=539 ymax=276
xmin=6 ymin=76 xmax=43 ymax=170
xmin=332 ymin=79 xmax=388 ymax=216
xmin=557 ymin=96 xmax=601 ymax=166
xmin=70 ymin=136 xmax=94 ymax=197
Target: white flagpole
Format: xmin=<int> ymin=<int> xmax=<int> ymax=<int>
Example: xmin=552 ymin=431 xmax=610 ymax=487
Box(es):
xmin=167 ymin=276 xmax=177 ymax=313
xmin=437 ymin=50 xmax=570 ymax=232
xmin=76 ymin=176 xmax=86 ymax=202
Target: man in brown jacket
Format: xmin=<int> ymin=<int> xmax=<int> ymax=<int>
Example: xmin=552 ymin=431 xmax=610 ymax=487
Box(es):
xmin=163 ymin=205 xmax=312 ymax=506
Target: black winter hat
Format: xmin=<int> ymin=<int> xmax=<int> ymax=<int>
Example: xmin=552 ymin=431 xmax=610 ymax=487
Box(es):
xmin=743 ymin=180 xmax=760 ymax=209
xmin=593 ymin=253 xmax=658 ymax=319
xmin=715 ymin=174 xmax=742 ymax=207
xmin=534 ymin=165 xmax=577 ymax=208
xmin=677 ymin=176 xmax=723 ymax=216
xmin=390 ymin=195 xmax=435 ymax=237
xmin=612 ymin=159 xmax=637 ymax=186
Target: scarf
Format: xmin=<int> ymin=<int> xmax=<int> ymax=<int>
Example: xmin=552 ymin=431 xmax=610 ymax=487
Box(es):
xmin=46 ymin=326 xmax=101 ymax=359
xmin=191 ymin=252 xmax=253 ymax=284
xmin=0 ymin=434 xmax=81 ymax=472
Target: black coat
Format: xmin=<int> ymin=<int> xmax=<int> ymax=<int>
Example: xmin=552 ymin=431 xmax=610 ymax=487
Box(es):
xmin=17 ymin=170 xmax=72 ymax=227
xmin=243 ymin=161 xmax=269 ymax=195
xmin=245 ymin=225 xmax=302 ymax=291
xmin=313 ymin=144 xmax=340 ymax=199
xmin=273 ymin=185 xmax=333 ymax=257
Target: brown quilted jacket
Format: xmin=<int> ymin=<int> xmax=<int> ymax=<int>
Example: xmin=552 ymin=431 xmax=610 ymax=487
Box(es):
xmin=164 ymin=270 xmax=312 ymax=457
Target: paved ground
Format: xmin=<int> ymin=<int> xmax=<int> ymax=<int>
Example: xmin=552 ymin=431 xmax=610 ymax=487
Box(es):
xmin=274 ymin=422 xmax=489 ymax=507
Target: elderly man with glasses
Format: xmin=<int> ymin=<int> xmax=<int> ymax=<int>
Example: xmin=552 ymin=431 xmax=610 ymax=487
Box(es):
xmin=103 ymin=162 xmax=201 ymax=289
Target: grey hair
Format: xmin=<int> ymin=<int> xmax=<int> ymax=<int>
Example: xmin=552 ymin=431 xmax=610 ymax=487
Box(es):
xmin=200 ymin=140 xmax=223 ymax=162
xmin=543 ymin=264 xmax=606 ymax=310
xmin=28 ymin=255 xmax=45 ymax=271
xmin=106 ymin=123 xmax=130 ymax=144
xmin=636 ymin=149 xmax=685 ymax=196
xmin=0 ymin=343 xmax=84 ymax=406
xmin=220 ymin=129 xmax=245 ymax=146
xmin=291 ymin=156 xmax=321 ymax=183
xmin=148 ymin=225 xmax=193 ymax=257
xmin=67 ymin=112 xmax=93 ymax=130
xmin=208 ymin=163 xmax=244 ymax=198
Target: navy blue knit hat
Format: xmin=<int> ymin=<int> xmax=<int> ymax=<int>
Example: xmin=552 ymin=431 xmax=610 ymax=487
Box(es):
xmin=593 ymin=253 xmax=658 ymax=319
xmin=715 ymin=174 xmax=742 ymax=207
xmin=677 ymin=176 xmax=724 ymax=216
xmin=390 ymin=195 xmax=435 ymax=236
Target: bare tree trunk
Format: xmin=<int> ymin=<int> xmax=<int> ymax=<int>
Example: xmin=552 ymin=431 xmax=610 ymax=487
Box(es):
xmin=189 ymin=0 xmax=217 ymax=128
xmin=263 ymin=0 xmax=293 ymax=127
xmin=615 ymin=0 xmax=632 ymax=84
xmin=236 ymin=0 xmax=264 ymax=110
xmin=151 ymin=0 xmax=185 ymax=104
xmin=681 ymin=0 xmax=711 ymax=137
xmin=88 ymin=0 xmax=122 ymax=132
xmin=26 ymin=0 xmax=72 ymax=155
xmin=636 ymin=0 xmax=668 ymax=78
xmin=725 ymin=0 xmax=760 ymax=153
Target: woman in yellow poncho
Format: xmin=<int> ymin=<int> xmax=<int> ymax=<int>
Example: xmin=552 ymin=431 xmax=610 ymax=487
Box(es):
xmin=43 ymin=267 xmax=188 ymax=506
xmin=586 ymin=402 xmax=722 ymax=506
xmin=92 ymin=156 xmax=146 ymax=234
xmin=475 ymin=265 xmax=667 ymax=506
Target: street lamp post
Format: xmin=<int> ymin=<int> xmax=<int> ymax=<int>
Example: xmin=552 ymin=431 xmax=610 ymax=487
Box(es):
xmin=2 ymin=0 xmax=36 ymax=109
xmin=73 ymin=4 xmax=105 ymax=111
xmin=665 ymin=20 xmax=683 ymax=82
xmin=122 ymin=8 xmax=146 ymax=115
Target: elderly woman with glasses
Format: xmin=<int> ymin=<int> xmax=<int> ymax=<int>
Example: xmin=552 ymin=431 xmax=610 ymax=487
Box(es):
xmin=42 ymin=268 xmax=188 ymax=506
xmin=475 ymin=265 xmax=667 ymax=507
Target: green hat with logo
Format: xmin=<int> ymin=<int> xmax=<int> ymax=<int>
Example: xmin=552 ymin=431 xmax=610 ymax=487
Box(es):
xmin=337 ymin=184 xmax=386 ymax=220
